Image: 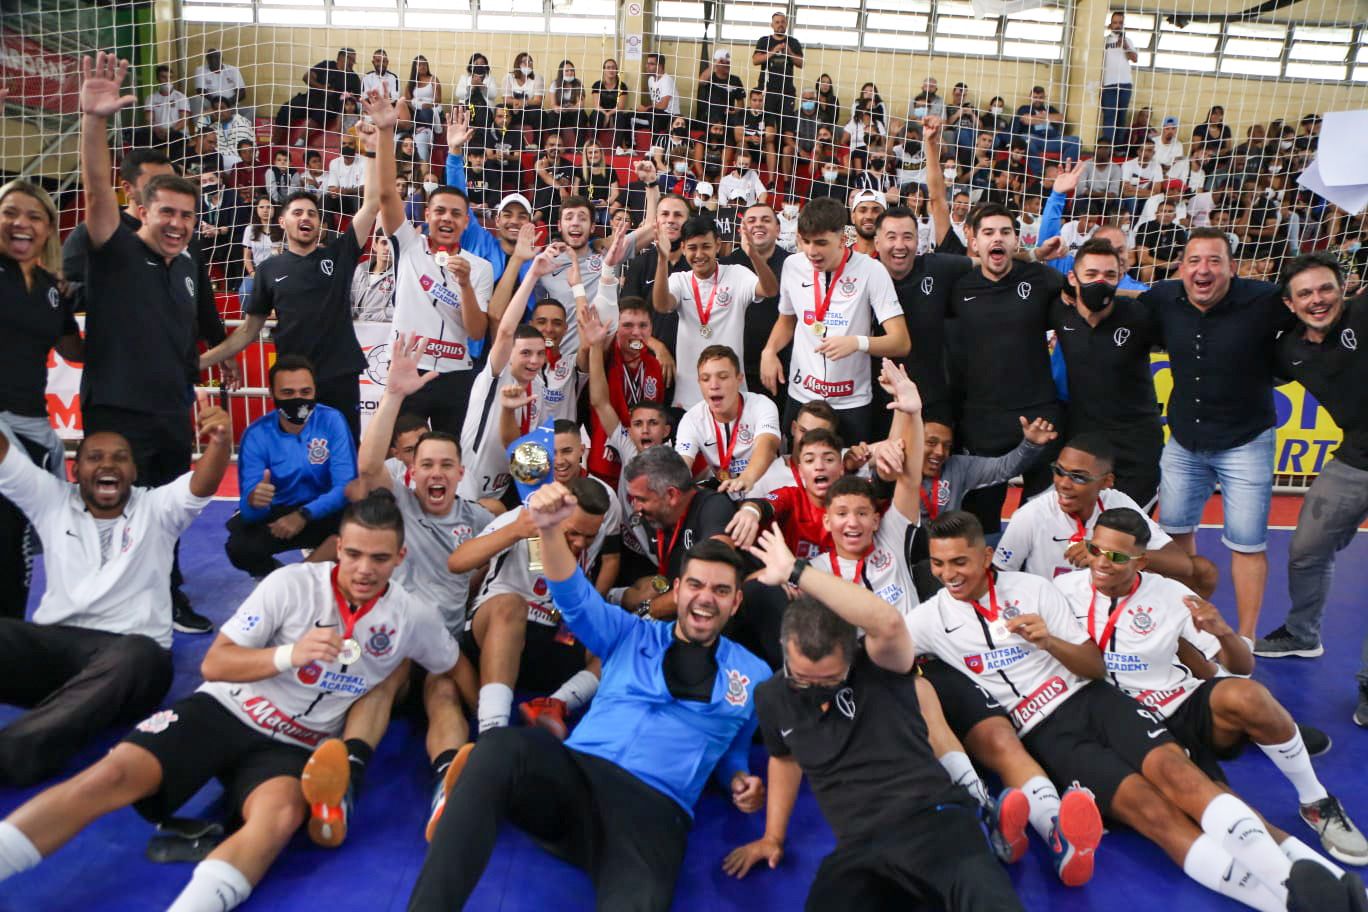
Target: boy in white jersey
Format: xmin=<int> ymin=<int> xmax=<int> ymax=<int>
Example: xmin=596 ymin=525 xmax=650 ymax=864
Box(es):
xmin=367 ymin=89 xmax=495 ymax=435
xmin=1055 ymin=508 xmax=1367 ymax=867
xmin=674 ymin=345 xmax=781 ymax=495
xmin=995 ymin=433 xmax=1218 ymax=598
xmin=653 ymin=216 xmax=778 ymax=408
xmin=917 ymin=510 xmax=1320 ymax=910
xmin=761 ymin=196 xmax=910 ymax=446
xmin=0 ymin=493 xmax=458 ymax=912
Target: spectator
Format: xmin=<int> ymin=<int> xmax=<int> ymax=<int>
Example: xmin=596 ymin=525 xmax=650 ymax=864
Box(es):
xmin=394 ymin=131 xmax=423 ymax=182
xmin=718 ymin=152 xmax=766 ymax=208
xmin=979 ymin=94 xmax=1012 ymax=140
xmin=272 ymin=47 xmax=360 ymax=147
xmin=323 ymin=142 xmax=367 ymax=222
xmin=1077 ymin=139 xmax=1123 ymax=199
xmin=265 ymin=149 xmax=292 ymax=204
xmin=480 ymin=105 xmax=525 ymax=196
xmin=1191 ymin=104 xmax=1233 ymax=166
xmin=573 ymin=140 xmax=620 ymax=226
xmin=696 ymin=118 xmax=732 ymax=182
xmin=1134 ymin=198 xmax=1189 ymax=283
xmin=361 ymin=48 xmax=400 ymax=100
xmin=210 ymin=97 xmax=254 ymax=153
xmin=142 ymin=64 xmax=190 ymax=148
xmin=842 ymin=99 xmax=886 ymax=156
xmin=1120 ymin=138 xmax=1163 ymax=210
xmin=694 ymin=48 xmax=745 ymax=131
xmin=178 ymin=128 xmax=232 ymax=179
xmin=546 ymin=59 xmax=586 ymax=147
xmin=814 ymin=72 xmax=838 ymax=125
xmin=192 ymin=47 xmax=247 ymax=111
xmin=1138 ymin=178 xmax=1190 ymax=225
xmin=462 ymin=147 xmax=497 ymax=216
xmin=1099 ymin=11 xmax=1138 ymax=144
xmin=339 ymin=95 xmax=362 ymax=137
xmin=501 ymin=51 xmax=545 ymax=134
xmin=197 ymin=172 xmax=251 ymax=274
xmin=351 ymin=231 xmax=395 ymax=321
xmin=455 ymin=52 xmax=495 ymax=129
xmin=238 ymin=195 xmax=281 ymax=308
xmin=292 ymin=149 xmax=328 ymax=194
xmin=853 ymin=83 xmax=890 ymax=133
xmin=1153 ymin=116 xmax=1186 ymax=173
xmin=753 ymin=10 xmax=804 ymax=138
xmin=907 ymin=76 xmax=945 ymax=126
xmin=1117 ymin=105 xmax=1152 ymax=160
xmin=225 ymin=138 xmax=263 ymax=197
xmin=735 ymin=89 xmax=775 ymax=175
xmin=791 ymin=85 xmax=822 ymax=168
xmin=225 ymin=356 xmax=356 ymax=578
xmin=532 ymin=132 xmax=576 ymax=225
xmin=1014 ymin=84 xmax=1064 ymax=160
xmin=589 ymin=58 xmax=632 ymax=152
xmin=405 ymin=55 xmax=444 ymax=162
xmin=636 ymin=52 xmax=677 ymax=141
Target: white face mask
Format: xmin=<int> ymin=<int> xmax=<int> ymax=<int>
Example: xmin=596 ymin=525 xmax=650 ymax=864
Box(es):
xmin=990 ymin=105 xmax=1003 ymax=115
xmin=783 ymin=205 xmax=798 ymax=218
xmin=1280 ymin=140 xmax=1293 ymax=151
xmin=519 ymin=66 xmax=533 ymax=77
xmin=422 ymin=180 xmax=438 ymax=194
xmin=823 ymin=168 xmax=839 ymax=182
xmin=673 ymin=162 xmax=688 ymax=175
xmin=943 ymin=166 xmax=956 ymax=180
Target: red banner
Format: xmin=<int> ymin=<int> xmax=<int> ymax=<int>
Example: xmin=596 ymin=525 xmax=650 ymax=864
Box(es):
xmin=0 ymin=30 xmax=82 ymax=115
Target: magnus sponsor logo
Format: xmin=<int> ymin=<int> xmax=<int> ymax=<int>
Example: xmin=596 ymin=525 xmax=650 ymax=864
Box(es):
xmin=1009 ymin=675 xmax=1070 ymax=730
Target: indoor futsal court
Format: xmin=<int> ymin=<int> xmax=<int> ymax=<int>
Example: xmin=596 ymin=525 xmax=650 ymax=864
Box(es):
xmin=3 ymin=493 xmax=1363 ymax=912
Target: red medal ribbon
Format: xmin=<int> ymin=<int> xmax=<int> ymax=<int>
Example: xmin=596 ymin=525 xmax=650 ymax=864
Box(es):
xmin=655 ymin=513 xmax=687 ymax=577
xmin=691 ymin=270 xmax=721 ymax=332
xmin=969 ymin=570 xmax=1002 ymax=623
xmin=1068 ymin=498 xmax=1105 ymax=543
xmin=711 ymin=400 xmax=745 ymax=478
xmin=921 ymin=476 xmax=943 ymax=520
xmin=1088 ymin=572 xmax=1143 ymax=648
xmin=331 ymin=566 xmax=384 ymax=644
xmin=520 ymin=382 xmax=534 ymax=435
xmin=828 ymin=548 xmax=869 ymax=583
xmin=812 ymin=246 xmax=852 ymax=327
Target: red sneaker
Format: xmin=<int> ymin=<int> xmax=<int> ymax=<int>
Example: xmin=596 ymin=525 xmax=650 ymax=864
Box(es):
xmin=300 ymin=738 xmax=351 ymax=848
xmin=1050 ymin=785 xmax=1103 ymax=887
xmin=425 ymin=742 xmax=474 ymax=843
xmin=519 ymin=697 xmax=569 ymax=741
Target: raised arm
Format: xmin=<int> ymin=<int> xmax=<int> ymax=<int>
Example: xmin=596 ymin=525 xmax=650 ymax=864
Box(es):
xmin=922 ymin=116 xmax=951 ymax=246
xmin=361 ymin=88 xmax=406 ymax=235
xmin=488 ymin=223 xmax=539 ymax=325
xmin=79 ymin=53 xmax=138 ymax=249
xmin=879 ymin=359 xmax=925 ymax=525
xmin=188 ymin=392 xmax=233 ymax=498
xmin=582 ymin=304 xmax=621 ymax=436
xmin=742 ymin=229 xmax=778 ymax=298
xmin=448 ymin=508 xmax=538 ymax=573
xmin=652 ymin=239 xmax=678 ymax=313
xmin=358 ymin=334 xmax=438 ymax=493
xmin=347 ymin=119 xmax=381 ymax=243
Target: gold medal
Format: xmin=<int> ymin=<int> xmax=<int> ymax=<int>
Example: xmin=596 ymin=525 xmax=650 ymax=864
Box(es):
xmin=650 ymin=574 xmax=671 ymax=594
xmin=716 ymin=469 xmax=731 ymax=482
xmin=700 ymin=324 xmax=713 ymax=338
xmin=812 ymin=321 xmax=827 ymax=337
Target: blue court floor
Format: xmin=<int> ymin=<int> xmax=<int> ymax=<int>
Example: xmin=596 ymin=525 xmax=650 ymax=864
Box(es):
xmin=1 ymin=501 xmax=1365 ymax=911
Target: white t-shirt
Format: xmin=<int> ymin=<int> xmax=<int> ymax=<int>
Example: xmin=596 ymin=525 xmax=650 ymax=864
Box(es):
xmin=718 ymin=171 xmax=766 ymax=207
xmin=674 ymin=392 xmax=780 ymax=486
xmin=1121 ymin=158 xmax=1163 ymax=193
xmin=1153 ymin=139 xmax=1185 ymax=172
xmin=648 ymin=74 xmax=679 ymax=115
xmin=390 ymin=220 xmax=495 ymax=373
xmin=1053 ymin=569 xmax=1221 ymax=717
xmin=1101 ymin=31 xmax=1135 ymax=86
xmin=666 ymin=264 xmax=760 ymax=408
xmin=994 ymin=487 xmax=1172 ymax=581
xmin=906 ymin=570 xmax=1094 ymax=734
xmin=145 ymin=89 xmax=190 ymax=129
xmin=194 ymin=63 xmax=246 ymax=101
xmin=536 ymin=354 xmax=581 ymax=425
xmin=457 ymin=361 xmax=548 ymax=503
xmin=0 ymin=446 xmax=209 ymax=648
xmin=813 ymin=502 xmax=919 ymax=618
xmin=391 ymin=487 xmax=494 ymax=633
xmin=241 ymin=227 xmax=279 ymax=269
xmin=778 ymin=248 xmax=901 ymax=408
xmin=1059 ymin=220 xmax=1097 ymax=255
xmin=202 ymin=562 xmax=458 ymax=749
xmin=325 ymin=155 xmax=366 ymax=192
xmin=362 ymin=70 xmax=401 ymax=100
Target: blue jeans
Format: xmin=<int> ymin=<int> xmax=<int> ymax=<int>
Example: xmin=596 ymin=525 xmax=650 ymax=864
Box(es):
xmin=238 ymin=275 xmax=254 ymax=309
xmin=1100 ymin=84 xmax=1131 ymax=145
xmin=1279 ymin=459 xmax=1368 ymax=650
xmin=1159 ymin=428 xmax=1274 ymax=552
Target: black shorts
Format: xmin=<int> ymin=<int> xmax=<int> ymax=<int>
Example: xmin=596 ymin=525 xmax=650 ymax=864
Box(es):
xmin=917 ymin=657 xmax=1009 ymax=738
xmin=1163 ymin=679 xmax=1237 ymax=784
xmin=124 ymin=693 xmax=311 ymax=826
xmin=1021 ymin=681 xmax=1176 ymax=814
xmin=460 ymin=616 xmax=588 ymax=693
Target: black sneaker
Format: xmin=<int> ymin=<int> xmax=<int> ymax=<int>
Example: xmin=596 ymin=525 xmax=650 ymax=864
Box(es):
xmin=1299 ymin=723 xmax=1332 ymax=757
xmin=1253 ymin=625 xmax=1323 ymax=658
xmin=172 ymin=590 xmax=214 ymax=635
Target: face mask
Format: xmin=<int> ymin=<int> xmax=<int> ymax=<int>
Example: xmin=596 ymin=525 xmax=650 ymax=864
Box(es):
xmin=674 ymin=161 xmax=688 ymax=175
xmin=1076 ymin=278 xmax=1118 ymax=313
xmin=274 ymin=397 xmax=315 ymax=425
xmin=783 ymin=205 xmax=798 ymax=218
xmin=869 ymin=160 xmax=883 ymax=170
xmin=473 ymin=65 xmax=490 ymax=77
xmin=991 ymin=105 xmax=1004 ymax=115
xmin=914 ymin=106 xmax=928 ymax=119
xmin=1280 ymin=140 xmax=1293 ymax=150
xmin=801 ymin=100 xmax=816 ymax=113
xmin=823 ymin=168 xmax=839 ymax=182
xmin=905 ymin=140 xmax=922 ymax=157
xmin=672 ymin=127 xmax=688 ymax=137
xmin=423 ymin=180 xmax=438 ymax=195
xmin=1269 ymin=163 xmax=1282 ymax=174
xmin=796 ymin=682 xmax=846 ymax=714
xmin=943 ymin=166 xmax=957 ymax=180
xmin=519 ymin=66 xmax=533 ymax=77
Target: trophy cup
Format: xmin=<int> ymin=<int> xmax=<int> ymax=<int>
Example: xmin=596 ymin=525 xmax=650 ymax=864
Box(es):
xmin=508 ymin=425 xmax=555 ymax=573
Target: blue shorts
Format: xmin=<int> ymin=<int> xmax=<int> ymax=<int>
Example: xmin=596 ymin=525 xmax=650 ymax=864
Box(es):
xmin=1158 ymin=429 xmax=1273 ymax=552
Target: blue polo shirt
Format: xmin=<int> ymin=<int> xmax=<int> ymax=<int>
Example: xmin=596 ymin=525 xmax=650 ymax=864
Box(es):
xmin=236 ymin=403 xmax=356 ymax=522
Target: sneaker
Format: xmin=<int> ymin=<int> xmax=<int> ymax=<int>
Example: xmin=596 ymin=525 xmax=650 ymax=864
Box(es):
xmin=1048 ymin=785 xmax=1104 ymax=887
xmin=1301 ymin=795 xmax=1368 ymax=866
xmin=519 ymin=697 xmax=568 ymax=741
xmin=1287 ymin=860 xmax=1351 ymax=912
xmin=1253 ymin=626 xmax=1323 ymax=659
xmin=1300 ymin=724 xmax=1332 ymax=758
xmin=301 ymin=738 xmax=352 ymax=848
xmin=985 ymin=787 xmax=1030 ymax=865
xmin=1355 ymin=686 xmax=1368 ymax=729
xmin=172 ymin=591 xmax=214 ymax=635
xmin=425 ymin=742 xmax=473 ymax=843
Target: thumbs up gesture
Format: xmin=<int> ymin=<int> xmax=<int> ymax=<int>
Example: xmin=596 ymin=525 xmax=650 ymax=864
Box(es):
xmin=249 ymin=469 xmax=276 ymax=509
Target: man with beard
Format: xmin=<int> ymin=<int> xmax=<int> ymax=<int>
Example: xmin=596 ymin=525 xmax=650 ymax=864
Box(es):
xmin=0 ymin=397 xmax=230 ymax=786
xmin=410 ymin=484 xmax=769 ymax=911
xmin=849 ymin=188 xmax=886 ymax=257
xmin=225 ymin=357 xmax=357 ymax=579
xmin=623 ymin=194 xmax=694 ymax=384
xmin=721 ymin=203 xmax=792 ymax=407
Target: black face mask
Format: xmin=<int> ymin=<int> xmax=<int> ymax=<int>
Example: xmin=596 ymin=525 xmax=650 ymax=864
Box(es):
xmin=795 ymin=682 xmax=845 ymax=714
xmin=904 ymin=140 xmax=922 ymax=158
xmin=472 ymin=64 xmax=490 ymax=77
xmin=672 ymin=127 xmax=689 ymax=137
xmin=663 ymin=638 xmax=719 ymax=702
xmin=274 ymin=397 xmax=315 ymax=426
xmin=1076 ymin=278 xmax=1118 ymax=313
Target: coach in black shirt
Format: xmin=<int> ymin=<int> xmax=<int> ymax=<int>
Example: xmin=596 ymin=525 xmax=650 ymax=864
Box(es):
xmin=1140 ymin=228 xmax=1294 ymax=640
xmin=623 ymin=194 xmax=692 ymax=402
xmin=1051 ymin=238 xmax=1163 ymax=508
xmin=725 ymin=529 xmax=1023 ymax=911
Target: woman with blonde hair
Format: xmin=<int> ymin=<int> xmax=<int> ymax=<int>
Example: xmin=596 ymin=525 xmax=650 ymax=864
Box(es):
xmin=405 ymin=54 xmax=444 ymax=162
xmin=573 ymin=140 xmax=620 ymax=228
xmin=0 ymin=179 xmax=84 ymax=617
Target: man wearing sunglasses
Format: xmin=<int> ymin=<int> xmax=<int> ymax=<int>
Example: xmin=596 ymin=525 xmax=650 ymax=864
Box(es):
xmin=1054 ymin=507 xmax=1367 ymax=868
xmin=994 ymin=433 xmax=1218 ymax=598
xmin=721 ymin=526 xmax=1026 ymax=910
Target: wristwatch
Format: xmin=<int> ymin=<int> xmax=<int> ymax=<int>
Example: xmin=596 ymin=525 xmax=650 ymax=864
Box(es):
xmin=635 ymin=598 xmax=655 ymax=618
xmin=788 ymin=558 xmax=810 ymax=588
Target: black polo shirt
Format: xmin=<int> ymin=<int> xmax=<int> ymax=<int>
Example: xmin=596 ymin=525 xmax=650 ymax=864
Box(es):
xmin=1141 ymin=277 xmax=1293 ymax=451
xmin=722 ymin=245 xmax=791 ymax=384
xmin=0 ymin=255 xmax=78 ymax=417
xmin=247 ymin=230 xmax=366 ymax=382
xmin=1051 ymin=296 xmax=1162 ymax=433
xmin=81 ymin=224 xmax=200 ymax=418
xmin=1275 ymin=295 xmax=1368 ymax=471
xmin=755 ymin=650 xmax=960 ymax=842
xmin=947 ymin=261 xmax=1063 ymax=418
xmin=754 ymin=34 xmax=803 ymax=100
xmin=892 ymin=253 xmax=973 ymax=415
xmin=623 ymin=246 xmax=691 ymax=368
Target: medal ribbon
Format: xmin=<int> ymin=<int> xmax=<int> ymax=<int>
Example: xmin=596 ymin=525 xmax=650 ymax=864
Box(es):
xmin=921 ymin=476 xmax=943 ymax=520
xmin=969 ymin=570 xmax=1002 ymax=623
xmin=1087 ymin=572 xmax=1143 ymax=648
xmin=622 ymin=359 xmax=646 ymax=404
xmin=520 ymin=382 xmax=534 ymax=435
xmin=655 ymin=513 xmax=687 ymax=577
xmin=812 ymin=246 xmax=851 ymax=328
xmin=711 ymin=401 xmax=745 ymax=479
xmin=828 ymin=548 xmax=869 ymax=583
xmin=691 ymin=271 xmax=721 ymax=333
xmin=1069 ymin=498 xmax=1105 ymax=543
xmin=331 ymin=567 xmax=383 ymax=653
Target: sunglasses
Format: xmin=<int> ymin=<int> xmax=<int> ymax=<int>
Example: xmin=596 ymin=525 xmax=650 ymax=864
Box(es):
xmin=1050 ymin=462 xmax=1105 ymax=485
xmin=1083 ymin=540 xmax=1142 ymax=564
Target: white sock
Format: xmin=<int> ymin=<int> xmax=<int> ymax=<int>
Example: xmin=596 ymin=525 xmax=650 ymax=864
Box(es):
xmin=1022 ymin=775 xmax=1061 ymax=841
xmin=1280 ymin=835 xmax=1346 ymax=879
xmin=550 ymin=670 xmax=600 ymax=714
xmin=1183 ymin=834 xmax=1284 ymax=912
xmin=1257 ymin=731 xmax=1329 ymax=805
xmin=0 ymin=822 xmax=40 ymax=881
xmin=1200 ymin=793 xmax=1293 ymax=903
xmin=166 ymin=859 xmax=252 ymax=912
xmin=938 ymin=751 xmax=991 ymax=808
xmin=477 ymin=683 xmax=513 ymax=733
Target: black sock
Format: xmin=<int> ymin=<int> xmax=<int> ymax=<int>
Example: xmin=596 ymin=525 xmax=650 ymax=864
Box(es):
xmin=431 ymin=748 xmax=459 ymax=781
xmin=344 ymin=738 xmax=374 ymax=796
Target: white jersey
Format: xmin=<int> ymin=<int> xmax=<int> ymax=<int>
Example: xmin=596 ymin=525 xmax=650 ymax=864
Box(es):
xmin=0 ymin=446 xmax=209 ymax=648
xmin=536 ymin=353 xmax=581 ymax=426
xmin=674 ymin=392 xmax=780 ymax=487
xmin=201 ymin=563 xmax=458 ymax=749
xmin=457 ymin=361 xmax=549 ymax=503
xmin=384 ymin=456 xmax=413 ymax=490
xmin=390 ymin=221 xmax=495 ymax=373
xmin=813 ymin=502 xmax=919 ymax=618
xmin=533 ymin=248 xmax=606 ymax=359
xmin=906 ymin=570 xmax=1094 ymax=734
xmin=1053 ymin=569 xmax=1221 ymax=718
xmin=391 ymin=487 xmax=494 ymax=633
xmin=604 ymin=426 xmax=645 ymax=558
xmin=778 ymin=249 xmax=901 ymax=408
xmin=994 ymin=488 xmax=1172 ymax=580
xmin=666 ymin=264 xmax=760 ymax=409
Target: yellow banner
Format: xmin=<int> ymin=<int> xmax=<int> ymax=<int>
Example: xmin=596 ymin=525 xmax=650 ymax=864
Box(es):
xmin=1149 ymin=353 xmax=1344 ymax=476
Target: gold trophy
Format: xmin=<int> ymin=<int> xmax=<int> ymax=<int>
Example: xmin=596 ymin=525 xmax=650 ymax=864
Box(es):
xmin=510 ymin=440 xmax=553 ymax=572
